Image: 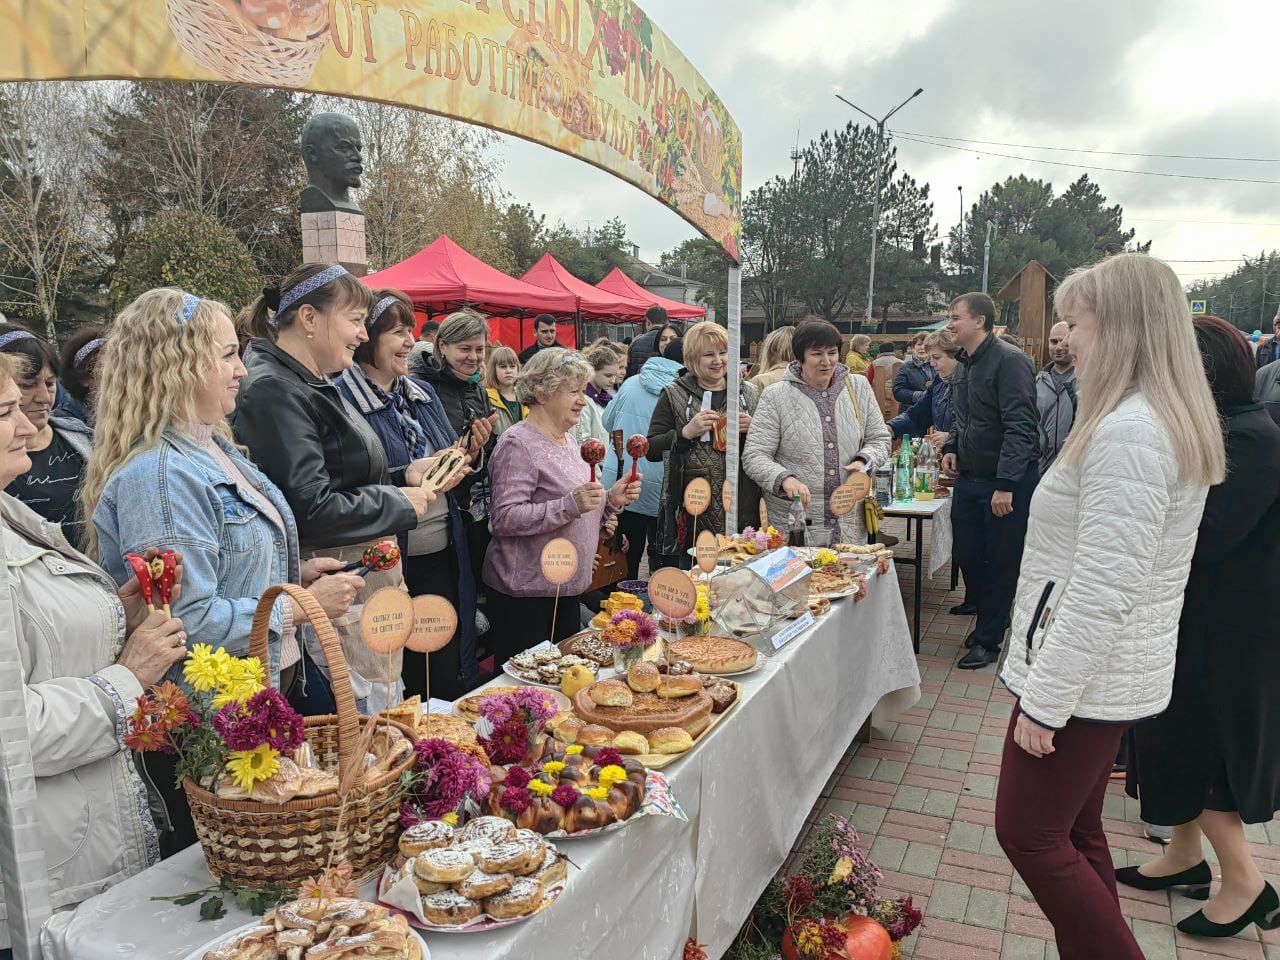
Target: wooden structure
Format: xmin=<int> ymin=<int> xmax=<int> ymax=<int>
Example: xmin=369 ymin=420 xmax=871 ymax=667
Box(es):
xmin=996 ymin=260 xmax=1057 ymax=370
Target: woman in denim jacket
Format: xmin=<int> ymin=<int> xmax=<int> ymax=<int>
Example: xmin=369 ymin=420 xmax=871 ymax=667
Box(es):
xmin=81 ymin=288 xmax=364 ymax=853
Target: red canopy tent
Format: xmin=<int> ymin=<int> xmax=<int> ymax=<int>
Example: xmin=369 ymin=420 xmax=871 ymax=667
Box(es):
xmin=595 ymin=267 xmax=707 ymax=320
xmin=520 ymin=254 xmax=652 ymax=320
xmin=363 ymin=236 xmax=578 ymax=350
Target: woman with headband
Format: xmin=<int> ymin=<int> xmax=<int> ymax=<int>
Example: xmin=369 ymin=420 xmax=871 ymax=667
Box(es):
xmin=83 ymin=288 xmax=365 ymax=850
xmin=56 ymin=325 xmax=106 ymax=428
xmin=0 ymin=323 xmax=94 ymax=550
xmin=336 ymin=289 xmax=480 ymax=700
xmin=233 ymin=264 xmax=467 ymax=713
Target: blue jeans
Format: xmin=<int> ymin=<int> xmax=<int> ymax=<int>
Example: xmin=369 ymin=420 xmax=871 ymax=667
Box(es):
xmin=951 ymin=470 xmax=1037 ymax=651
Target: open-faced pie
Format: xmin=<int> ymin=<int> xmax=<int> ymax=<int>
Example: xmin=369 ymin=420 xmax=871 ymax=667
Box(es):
xmin=666 ymin=635 xmax=758 ymax=674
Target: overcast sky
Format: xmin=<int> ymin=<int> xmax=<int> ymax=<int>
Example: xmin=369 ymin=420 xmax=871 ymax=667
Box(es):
xmin=488 ymin=0 xmax=1278 ymax=293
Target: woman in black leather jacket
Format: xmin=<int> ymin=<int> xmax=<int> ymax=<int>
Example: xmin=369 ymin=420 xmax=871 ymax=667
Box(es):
xmin=234 ymin=263 xmax=462 ymax=713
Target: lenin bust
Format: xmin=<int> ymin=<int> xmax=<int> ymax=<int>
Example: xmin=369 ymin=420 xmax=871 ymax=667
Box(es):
xmin=300 ymin=112 xmax=364 ymax=214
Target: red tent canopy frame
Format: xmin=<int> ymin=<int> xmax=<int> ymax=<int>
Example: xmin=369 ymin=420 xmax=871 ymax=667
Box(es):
xmin=596 ymin=267 xmax=707 ymax=320
xmin=520 ymin=254 xmax=652 ymax=320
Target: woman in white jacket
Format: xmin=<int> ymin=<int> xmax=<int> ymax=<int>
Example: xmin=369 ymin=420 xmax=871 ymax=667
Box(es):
xmin=994 ymin=254 xmax=1226 ymax=960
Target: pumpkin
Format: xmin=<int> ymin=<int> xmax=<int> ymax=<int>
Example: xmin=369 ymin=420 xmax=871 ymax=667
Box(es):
xmin=781 ymin=914 xmax=893 ymax=960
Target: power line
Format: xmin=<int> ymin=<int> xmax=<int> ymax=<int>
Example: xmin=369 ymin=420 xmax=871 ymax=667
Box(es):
xmin=1128 ymin=216 xmax=1280 ymax=227
xmin=894 ymin=132 xmax=1280 ymax=186
xmin=890 ymin=130 xmax=1280 ymax=164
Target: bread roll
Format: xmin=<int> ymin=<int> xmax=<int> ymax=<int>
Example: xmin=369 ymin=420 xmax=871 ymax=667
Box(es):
xmin=626 ymin=661 xmax=660 ymax=692
xmin=412 ymin=874 xmax=449 ymax=896
xmin=656 ymin=675 xmax=702 ymax=699
xmin=612 ymin=730 xmax=650 ymax=755
xmin=484 ymin=877 xmax=543 ymax=920
xmin=577 ymin=724 xmax=616 ymax=746
xmin=420 ymin=890 xmax=481 ymax=926
xmin=588 ymin=679 xmax=633 ymax=707
xmin=415 ymin=848 xmax=475 ymax=883
xmin=399 ymin=819 xmax=455 ymax=857
xmin=649 ymin=726 xmax=694 ymax=754
xmin=457 ymin=867 xmax=514 ymax=899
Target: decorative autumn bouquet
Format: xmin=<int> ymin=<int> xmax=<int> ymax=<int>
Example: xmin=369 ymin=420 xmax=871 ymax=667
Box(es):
xmin=733 ymin=815 xmax=922 ymax=959
xmin=741 ymin=526 xmax=784 ymax=554
xmin=602 ymin=609 xmax=658 ymax=654
xmin=496 ymin=745 xmax=630 ymax=819
xmin=126 ymin=644 xmax=305 ymax=796
xmin=811 ymin=549 xmax=839 ymax=570
xmin=398 ymin=738 xmax=492 ymax=829
xmin=474 ymin=687 xmax=559 ymax=765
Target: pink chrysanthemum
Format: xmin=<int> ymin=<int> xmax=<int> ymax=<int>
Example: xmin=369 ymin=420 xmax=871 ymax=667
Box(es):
xmin=500 ymin=785 xmax=531 ymax=815
xmin=503 ymin=766 xmax=532 ymax=789
xmin=551 ymin=784 xmax=578 ymax=807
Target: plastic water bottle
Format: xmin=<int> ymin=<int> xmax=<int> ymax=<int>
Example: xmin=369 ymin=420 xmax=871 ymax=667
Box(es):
xmin=875 ymin=462 xmax=892 ymax=507
xmin=787 ymin=494 xmax=807 ymax=547
xmin=915 ymin=442 xmax=938 ymax=500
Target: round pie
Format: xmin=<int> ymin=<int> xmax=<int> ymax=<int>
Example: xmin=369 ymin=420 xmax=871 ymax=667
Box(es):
xmin=666 ymin=636 xmax=758 ymax=674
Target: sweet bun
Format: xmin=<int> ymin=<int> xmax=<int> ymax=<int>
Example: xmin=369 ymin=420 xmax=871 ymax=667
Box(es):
xmin=457 ymin=867 xmax=514 ymax=899
xmin=626 ymin=661 xmax=660 ymax=692
xmin=415 ymin=847 xmax=475 ymax=884
xmin=420 ymin=890 xmax=481 ymax=926
xmin=412 ymin=873 xmax=448 ymax=896
xmin=547 ymin=711 xmax=584 ymax=743
xmin=656 ymin=675 xmax=702 ymax=699
xmin=577 ymin=723 xmax=616 ymax=746
xmin=612 ymin=730 xmax=650 ymax=755
xmin=649 ymin=726 xmax=694 ymax=754
xmin=459 ymin=816 xmax=515 ymax=847
xmin=399 ymin=819 xmax=454 ymax=857
xmin=479 ymin=835 xmax=545 ymax=876
xmin=484 ymin=877 xmax=543 ymax=920
xmin=534 ymin=847 xmax=568 ymax=888
xmin=588 ymin=680 xmax=633 ymax=707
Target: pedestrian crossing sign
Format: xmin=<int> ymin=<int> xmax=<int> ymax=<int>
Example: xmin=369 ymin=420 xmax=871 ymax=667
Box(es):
xmin=1190 ymin=299 xmax=1207 ymax=316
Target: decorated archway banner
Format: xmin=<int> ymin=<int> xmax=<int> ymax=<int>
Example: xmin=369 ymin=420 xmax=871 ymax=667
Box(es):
xmin=0 ymin=0 xmax=742 ymax=261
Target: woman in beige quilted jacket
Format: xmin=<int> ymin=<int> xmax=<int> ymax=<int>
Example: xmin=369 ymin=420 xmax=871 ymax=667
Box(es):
xmin=743 ymin=317 xmax=891 ymax=544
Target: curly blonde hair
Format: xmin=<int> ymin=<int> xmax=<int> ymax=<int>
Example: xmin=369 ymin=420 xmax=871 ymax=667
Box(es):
xmin=516 ymin=347 xmax=592 ymax=405
xmin=81 ymin=287 xmax=233 ymax=559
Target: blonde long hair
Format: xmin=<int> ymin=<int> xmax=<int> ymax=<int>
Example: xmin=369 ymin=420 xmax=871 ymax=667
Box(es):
xmin=754 ymin=326 xmax=794 ymax=376
xmin=81 ymin=288 xmax=232 ymax=559
xmin=1054 ymin=254 xmax=1225 ymax=485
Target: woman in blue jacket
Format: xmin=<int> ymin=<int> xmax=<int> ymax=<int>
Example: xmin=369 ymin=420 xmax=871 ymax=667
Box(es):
xmin=336 ymin=289 xmax=478 ymax=700
xmin=888 ymin=329 xmax=958 ymax=442
xmin=603 ymin=350 xmax=681 ymax=579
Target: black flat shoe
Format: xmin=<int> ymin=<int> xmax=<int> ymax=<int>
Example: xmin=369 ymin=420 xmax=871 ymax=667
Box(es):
xmin=950 ymin=602 xmax=978 ymax=616
xmin=1177 ymin=882 xmax=1280 ymax=938
xmin=1115 ymin=861 xmax=1210 ymax=899
xmin=963 ymin=631 xmax=979 ymax=649
xmin=957 ymin=645 xmax=999 ymax=669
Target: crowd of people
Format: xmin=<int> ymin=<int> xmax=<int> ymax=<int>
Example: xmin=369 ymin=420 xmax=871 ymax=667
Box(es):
xmin=1 ymin=252 xmax=1277 ymax=957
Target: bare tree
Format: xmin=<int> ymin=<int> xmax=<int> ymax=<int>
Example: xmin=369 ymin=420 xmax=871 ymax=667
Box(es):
xmin=0 ymin=82 xmax=96 ymax=340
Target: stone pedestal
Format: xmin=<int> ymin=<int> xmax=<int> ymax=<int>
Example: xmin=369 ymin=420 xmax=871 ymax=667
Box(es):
xmin=302 ymin=210 xmax=367 ymax=277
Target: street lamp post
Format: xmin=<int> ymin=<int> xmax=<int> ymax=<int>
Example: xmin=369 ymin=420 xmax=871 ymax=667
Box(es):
xmin=981 ymin=220 xmax=996 ymax=293
xmin=957 ymin=185 xmax=964 ymax=276
xmin=836 ymin=87 xmax=923 ymax=331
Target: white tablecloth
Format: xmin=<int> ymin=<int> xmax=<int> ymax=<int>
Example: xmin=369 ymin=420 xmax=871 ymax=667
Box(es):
xmin=39 ymin=568 xmax=919 ymax=960
xmin=886 ymin=496 xmax=952 ymax=579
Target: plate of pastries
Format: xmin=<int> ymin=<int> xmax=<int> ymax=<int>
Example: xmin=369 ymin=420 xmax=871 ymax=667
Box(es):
xmin=545 ymin=659 xmax=740 ymax=767
xmin=502 ymin=645 xmax=599 ymax=689
xmin=556 ymin=630 xmax=616 ymax=667
xmin=381 ymin=817 xmax=567 ymax=931
xmin=808 ymin=567 xmax=860 ymax=599
xmin=195 ymin=897 xmax=425 ymax=960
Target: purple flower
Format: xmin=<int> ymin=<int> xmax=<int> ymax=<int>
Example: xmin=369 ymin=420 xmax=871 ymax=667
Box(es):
xmin=504 ymin=766 xmax=532 ymax=789
xmin=551 ymin=784 xmax=578 ymax=807
xmin=243 ymin=689 xmax=305 ymax=751
xmin=212 ymin=703 xmax=259 ymax=752
xmin=401 ymin=739 xmax=491 ymax=823
xmin=500 ymin=785 xmax=532 ymax=815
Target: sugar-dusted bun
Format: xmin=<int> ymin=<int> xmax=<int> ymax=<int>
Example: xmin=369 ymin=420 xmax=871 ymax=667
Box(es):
xmin=415 ymin=847 xmax=475 ymax=883
xmin=534 ymin=847 xmax=568 ymax=888
xmin=484 ymin=876 xmax=543 ymax=920
xmin=656 ymin=675 xmax=702 ymax=699
xmin=420 ymin=890 xmax=481 ymax=926
xmin=479 ymin=834 xmax=545 ymax=876
xmin=612 ymin=730 xmax=650 ymax=755
xmin=457 ymin=866 xmax=514 ymax=900
xmin=399 ymin=819 xmax=454 ymax=858
xmin=576 ymin=723 xmax=616 ymax=746
xmin=588 ymin=679 xmax=633 ymax=707
xmin=556 ymin=716 xmax=584 ymax=743
xmin=649 ymin=726 xmax=695 ymax=754
xmin=412 ymin=873 xmax=449 ymax=896
xmin=459 ymin=816 xmax=515 ymax=847
xmin=626 ymin=661 xmax=660 ymax=693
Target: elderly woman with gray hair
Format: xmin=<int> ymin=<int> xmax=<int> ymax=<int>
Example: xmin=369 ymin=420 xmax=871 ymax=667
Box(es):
xmin=482 ymin=348 xmax=641 ymax=661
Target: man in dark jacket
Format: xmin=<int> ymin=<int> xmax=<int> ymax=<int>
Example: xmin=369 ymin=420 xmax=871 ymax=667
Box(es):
xmin=1255 ymin=310 xmax=1280 ymax=369
xmin=1257 ymin=357 xmax=1280 ymax=425
xmin=625 ymin=306 xmax=672 ymax=377
xmin=943 ymin=292 xmax=1041 ymax=669
xmin=518 ymin=314 xmax=559 ymax=364
xmin=1036 ymin=320 xmax=1077 ymax=474
xmin=892 ymin=334 xmax=934 ymax=406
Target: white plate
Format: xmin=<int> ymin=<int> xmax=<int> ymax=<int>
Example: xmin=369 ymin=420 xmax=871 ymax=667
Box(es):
xmin=812 ymin=586 xmax=859 ymax=600
xmin=501 ymin=658 xmax=599 ymax=691
xmin=182 ymin=918 xmax=430 ymax=960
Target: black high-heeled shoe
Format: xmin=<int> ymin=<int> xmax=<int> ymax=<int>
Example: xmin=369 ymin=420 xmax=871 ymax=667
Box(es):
xmin=1177 ymin=882 xmax=1280 ymax=938
xmin=1115 ymin=861 xmax=1211 ymax=899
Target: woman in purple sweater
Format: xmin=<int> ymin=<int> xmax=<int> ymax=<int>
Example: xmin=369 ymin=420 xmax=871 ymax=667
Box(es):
xmin=483 ymin=348 xmax=641 ymax=663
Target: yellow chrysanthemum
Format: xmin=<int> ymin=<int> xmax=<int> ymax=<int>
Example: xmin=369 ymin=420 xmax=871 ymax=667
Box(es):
xmin=226 ymin=744 xmax=280 ymax=793
xmin=211 ymin=656 xmax=267 ymax=708
xmin=584 ymin=786 xmax=609 ymax=800
xmin=814 ymin=548 xmax=837 ymax=568
xmin=597 ymin=764 xmax=627 ymax=787
xmin=565 ymin=745 xmax=583 ymax=755
xmin=182 ymin=643 xmax=223 ymax=693
xmin=528 ymin=778 xmax=554 ymax=796
xmin=829 ymin=856 xmax=853 ymax=885
xmin=541 ymin=761 xmax=566 ymax=777
xmin=441 ymin=812 xmax=459 ymax=826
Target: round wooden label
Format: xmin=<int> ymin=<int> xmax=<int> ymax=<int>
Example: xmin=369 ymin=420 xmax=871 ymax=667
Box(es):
xmin=683 ymin=477 xmax=712 ymax=516
xmin=648 ymin=567 xmax=697 ymax=619
xmin=359 ymin=587 xmax=413 ymax=654
xmin=540 ymin=538 xmax=579 ymax=586
xmin=406 ymin=594 xmax=458 ymax=653
xmin=694 ymin=530 xmax=719 ymax=573
xmin=830 ymin=473 xmax=872 ymax=517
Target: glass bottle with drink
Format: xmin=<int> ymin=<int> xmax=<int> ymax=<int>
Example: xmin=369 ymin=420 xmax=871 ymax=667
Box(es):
xmin=787 ymin=494 xmax=807 ymax=547
xmin=894 ymin=435 xmax=915 ymax=502
xmin=914 ymin=441 xmax=937 ymax=500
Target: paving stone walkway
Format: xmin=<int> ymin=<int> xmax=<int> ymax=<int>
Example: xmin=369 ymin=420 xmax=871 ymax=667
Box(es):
xmin=789 ymin=517 xmax=1280 ymax=960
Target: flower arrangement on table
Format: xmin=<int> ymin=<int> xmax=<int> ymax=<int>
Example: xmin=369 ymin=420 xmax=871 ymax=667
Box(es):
xmin=125 ymin=643 xmax=304 ymax=795
xmin=602 ymin=608 xmax=659 ymax=668
xmin=498 ymin=746 xmax=629 ymax=816
xmin=741 ymin=525 xmax=784 ymax=554
xmin=474 ymin=687 xmax=559 ymax=765
xmin=728 ymin=815 xmax=922 ymax=960
xmin=811 ymin=548 xmax=839 ymax=570
xmin=398 ymin=738 xmax=492 ymax=829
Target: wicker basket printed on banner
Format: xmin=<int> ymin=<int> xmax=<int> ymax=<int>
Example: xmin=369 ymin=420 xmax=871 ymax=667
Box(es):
xmin=165 ymin=0 xmax=330 ymax=88
xmin=183 ymin=583 xmax=416 ymax=891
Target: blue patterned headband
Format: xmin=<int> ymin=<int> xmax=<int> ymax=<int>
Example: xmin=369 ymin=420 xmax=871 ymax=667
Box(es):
xmin=272 ymin=265 xmax=350 ymax=325
xmin=174 ymin=293 xmax=200 ymax=329
xmin=0 ymin=330 xmax=36 ymax=350
xmin=73 ymin=337 xmax=105 ymax=367
xmin=369 ymin=296 xmax=398 ymax=327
